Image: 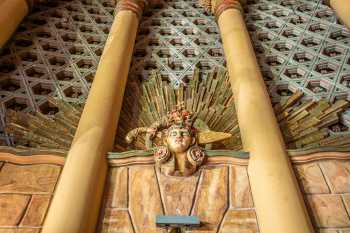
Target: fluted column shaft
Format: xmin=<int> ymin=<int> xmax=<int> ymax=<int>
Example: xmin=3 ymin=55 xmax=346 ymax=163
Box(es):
xmin=0 ymin=0 xmax=30 ymax=48
xmin=213 ymin=1 xmax=315 ymax=233
xmin=41 ymin=2 xmax=143 ymax=233
xmin=327 ymin=0 xmax=350 ymax=29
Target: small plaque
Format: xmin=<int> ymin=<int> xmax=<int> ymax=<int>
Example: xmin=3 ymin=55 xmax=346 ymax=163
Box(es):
xmin=156 ymin=215 xmax=200 ymax=227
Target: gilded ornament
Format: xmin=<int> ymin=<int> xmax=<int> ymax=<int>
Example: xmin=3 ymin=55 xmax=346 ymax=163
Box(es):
xmin=126 ymin=106 xmax=231 ymax=176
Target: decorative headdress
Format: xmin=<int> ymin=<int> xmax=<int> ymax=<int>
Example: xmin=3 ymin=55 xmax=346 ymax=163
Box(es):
xmin=125 ymin=104 xmax=232 ymax=149
xmin=167 ymin=107 xmax=194 ymax=128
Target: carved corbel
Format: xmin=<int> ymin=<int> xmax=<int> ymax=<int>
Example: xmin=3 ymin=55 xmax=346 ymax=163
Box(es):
xmin=199 ymin=0 xmax=245 ymax=20
xmin=115 ymin=0 xmax=148 ymax=19
xmin=115 ymin=0 xmax=161 ymax=19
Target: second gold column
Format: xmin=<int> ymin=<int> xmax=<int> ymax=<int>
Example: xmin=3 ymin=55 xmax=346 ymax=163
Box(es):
xmin=200 ymin=0 xmax=316 ymax=232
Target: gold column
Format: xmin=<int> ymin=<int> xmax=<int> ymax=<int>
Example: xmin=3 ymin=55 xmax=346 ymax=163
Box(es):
xmin=41 ymin=1 xmax=147 ymax=232
xmin=202 ymin=0 xmax=315 ymax=233
xmin=326 ymin=0 xmax=350 ymax=29
xmin=0 ymin=0 xmax=30 ymax=48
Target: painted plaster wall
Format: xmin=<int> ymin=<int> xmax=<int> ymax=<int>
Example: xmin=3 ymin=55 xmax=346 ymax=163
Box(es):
xmin=295 ymin=159 xmax=350 ymax=233
xmin=99 ymin=164 xmax=259 ymax=233
xmin=99 ymin=155 xmax=350 ymax=233
xmin=0 ymin=153 xmax=349 ymax=233
xmin=0 ymin=157 xmax=63 ymax=233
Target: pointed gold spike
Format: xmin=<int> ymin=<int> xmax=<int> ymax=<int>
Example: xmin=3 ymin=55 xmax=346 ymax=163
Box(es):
xmin=198 ymin=131 xmax=232 ymax=144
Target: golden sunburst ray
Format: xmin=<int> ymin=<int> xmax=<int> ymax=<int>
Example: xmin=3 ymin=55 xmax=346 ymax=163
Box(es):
xmin=4 ymin=68 xmax=350 ymax=153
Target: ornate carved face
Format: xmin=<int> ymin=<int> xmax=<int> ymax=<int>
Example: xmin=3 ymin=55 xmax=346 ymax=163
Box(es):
xmin=154 ymin=124 xmax=205 ymax=177
xmin=126 ymin=108 xmax=232 ymax=176
xmin=165 ymin=125 xmax=194 ymax=153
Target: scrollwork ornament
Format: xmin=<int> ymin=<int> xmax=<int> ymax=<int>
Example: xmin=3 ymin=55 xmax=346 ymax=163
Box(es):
xmin=154 ymin=146 xmax=170 ymax=164
xmin=187 ymin=146 xmax=205 ymax=167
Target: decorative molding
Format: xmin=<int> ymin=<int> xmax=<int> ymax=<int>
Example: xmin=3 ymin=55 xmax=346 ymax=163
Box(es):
xmin=0 ymin=148 xmax=348 ymax=167
xmin=206 ymin=149 xmax=249 ymax=158
xmin=290 ymin=152 xmax=350 ymax=164
xmin=109 ymin=156 xmax=154 ymax=166
xmin=0 ymin=146 xmax=66 ymax=156
xmin=108 ymin=149 xmax=154 ymax=159
xmin=288 ymin=146 xmax=350 ymax=156
xmin=198 ymin=0 xmax=243 ymax=19
xmin=108 ymin=149 xmax=249 ymax=159
xmin=108 ymin=149 xmax=350 ymax=167
xmin=214 ymin=0 xmax=243 ymax=20
xmin=116 ymin=0 xmax=148 ymax=19
xmin=206 ymin=156 xmax=248 ymax=165
xmin=108 ymin=149 xmax=249 ymax=166
xmin=108 ymin=156 xmax=249 ymax=167
xmin=0 ymin=152 xmax=65 ymax=165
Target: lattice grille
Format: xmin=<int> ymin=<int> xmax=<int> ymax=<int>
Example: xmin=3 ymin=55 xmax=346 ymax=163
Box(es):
xmin=129 ymin=0 xmax=225 ymax=87
xmin=0 ymin=0 xmax=116 ymax=145
xmin=0 ymin=0 xmax=349 ymax=146
xmin=246 ymin=0 xmax=350 ymax=135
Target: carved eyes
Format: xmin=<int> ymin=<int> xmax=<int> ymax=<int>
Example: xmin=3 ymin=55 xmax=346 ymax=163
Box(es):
xmin=169 ymin=129 xmax=190 ymax=137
